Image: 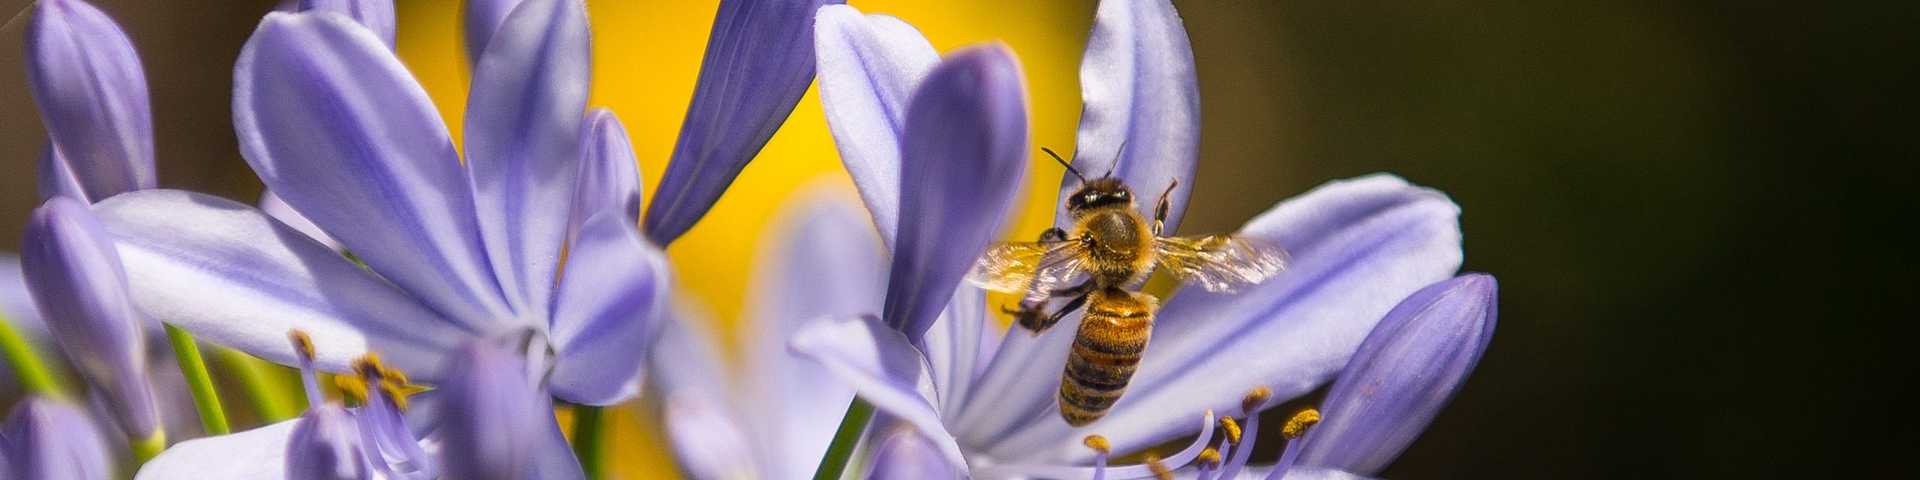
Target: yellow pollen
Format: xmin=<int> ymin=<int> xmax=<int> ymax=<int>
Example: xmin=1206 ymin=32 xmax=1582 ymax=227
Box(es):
xmin=1283 ymin=408 xmax=1322 ymax=440
xmin=335 ymin=375 xmax=368 ymax=406
xmin=1082 ymin=435 xmax=1111 ymax=455
xmin=379 ymin=380 xmax=411 ymax=411
xmin=1144 ymin=455 xmax=1173 ymax=480
xmin=1219 ymin=416 xmax=1242 ymax=444
xmin=288 ymin=330 xmax=315 ymax=362
xmin=1197 ymin=447 xmax=1222 ymax=467
xmin=1242 ymin=387 xmax=1272 ymax=413
xmin=352 ymin=353 xmax=386 ymax=380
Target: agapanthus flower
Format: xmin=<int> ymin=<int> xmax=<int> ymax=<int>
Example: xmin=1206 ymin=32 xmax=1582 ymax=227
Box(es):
xmin=25 ymin=0 xmax=157 ymax=204
xmin=0 ymin=397 xmax=112 ymax=480
xmin=140 ymin=333 xmax=585 ymax=479
xmin=648 ymin=184 xmax=879 ymax=478
xmin=795 ymin=0 xmax=1465 ymax=476
xmin=20 ymin=198 xmax=166 ymax=448
xmin=1128 ymin=274 xmax=1498 ymax=480
xmin=91 ymin=0 xmax=668 ymax=408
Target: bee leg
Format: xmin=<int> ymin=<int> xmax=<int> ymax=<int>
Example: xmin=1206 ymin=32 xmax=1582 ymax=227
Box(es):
xmin=1030 ymin=292 xmax=1091 ymax=333
xmin=1038 ymin=227 xmax=1068 ymax=243
xmin=1154 ymin=178 xmax=1179 ymax=236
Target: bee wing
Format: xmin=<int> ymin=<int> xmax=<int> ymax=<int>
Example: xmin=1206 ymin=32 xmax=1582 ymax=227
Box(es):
xmin=967 ymin=240 xmax=1091 ymax=301
xmin=1154 ymin=235 xmax=1288 ymax=293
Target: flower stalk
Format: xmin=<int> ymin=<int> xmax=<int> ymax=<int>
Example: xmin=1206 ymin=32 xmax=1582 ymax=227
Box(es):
xmin=812 ymin=398 xmax=875 ymax=480
xmin=164 ymin=324 xmax=228 ymax=434
xmin=0 ymin=314 xmax=65 ymax=399
xmin=572 ymin=404 xmax=606 ymax=480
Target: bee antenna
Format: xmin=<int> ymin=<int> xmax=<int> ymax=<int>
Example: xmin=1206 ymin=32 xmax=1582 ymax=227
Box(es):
xmin=1042 ymin=147 xmax=1087 ymax=183
xmin=1104 ymin=140 xmax=1129 ymax=178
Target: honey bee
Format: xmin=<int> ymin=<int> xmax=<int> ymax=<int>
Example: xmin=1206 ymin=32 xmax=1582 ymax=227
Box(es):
xmin=967 ymin=148 xmax=1287 ymax=426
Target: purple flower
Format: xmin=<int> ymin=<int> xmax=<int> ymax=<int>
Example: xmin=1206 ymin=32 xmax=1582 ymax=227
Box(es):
xmin=21 ymin=197 xmax=164 ymax=443
xmin=139 ymin=334 xmax=585 ymax=479
xmin=1142 ymin=275 xmax=1498 ymax=479
xmin=0 ymin=397 xmax=112 ymax=480
xmin=92 ymin=0 xmax=665 ymax=407
xmin=25 ymin=0 xmax=156 ymax=203
xmin=642 ymin=0 xmax=845 ymax=245
xmin=650 ymin=184 xmax=879 ymax=477
xmin=795 ymin=0 xmax=1465 ymax=475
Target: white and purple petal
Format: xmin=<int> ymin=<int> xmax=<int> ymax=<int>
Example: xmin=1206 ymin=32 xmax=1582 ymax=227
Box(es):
xmin=260 ymin=191 xmax=343 ymax=251
xmin=297 ymin=0 xmax=396 ymax=48
xmin=136 ymin=416 xmax=301 ymax=480
xmin=25 ymin=0 xmax=156 ymax=202
xmin=464 ymin=0 xmax=590 ymax=314
xmin=547 ymin=211 xmax=668 ymax=405
xmin=21 ymin=197 xmax=161 ymax=439
xmin=1279 ymin=275 xmax=1496 ymax=476
xmin=813 ymin=4 xmax=939 ymax=249
xmin=741 ymin=184 xmax=879 ymax=475
xmin=644 ymin=0 xmax=845 ymax=245
xmin=884 ymin=45 xmax=1030 ymax=341
xmin=1 ymin=398 xmax=111 ymax=480
xmin=94 ymin=190 xmax=469 ymax=381
xmin=1060 ymin=0 xmax=1201 ymax=234
xmin=234 ymin=11 xmax=512 ymax=327
xmin=789 ymin=315 xmax=968 ymax=472
xmin=566 ymin=109 xmax=644 ymax=251
xmin=986 ymin=174 xmax=1464 ymax=461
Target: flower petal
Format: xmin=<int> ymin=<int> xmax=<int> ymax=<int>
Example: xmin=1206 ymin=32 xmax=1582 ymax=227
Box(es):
xmin=1 ymin=255 xmax=47 ymax=338
xmin=662 ymin=391 xmax=759 ymax=480
xmin=1058 ymin=0 xmax=1201 ymax=234
xmin=260 ymin=190 xmax=343 ymax=251
xmin=567 ymin=109 xmax=644 ymax=252
xmin=36 ymin=141 xmax=87 ymax=203
xmin=465 ymin=0 xmax=590 ymax=313
xmin=25 ymin=0 xmax=156 ymax=202
xmin=526 ymin=395 xmax=587 ymax=480
xmin=464 ymin=0 xmax=525 ymax=65
xmin=867 ymin=428 xmax=965 ymax=480
xmin=234 ymin=11 xmax=511 ymax=327
xmin=643 ymin=0 xmax=843 ymax=246
xmin=1 ymin=398 xmax=111 ymax=480
xmin=284 ymin=406 xmax=374 ymax=480
xmin=135 ymin=417 xmax=300 ymax=480
xmin=788 ymin=315 xmax=967 ymax=472
xmin=297 ymin=0 xmax=396 ymax=48
xmin=987 ymin=174 xmax=1464 ymax=461
xmin=438 ymin=341 xmax=548 ymax=480
xmin=21 ymin=197 xmax=161 ymax=438
xmin=813 ymin=4 xmax=939 ymax=249
xmin=741 ymin=184 xmax=880 ymax=474
xmin=884 ymin=45 xmax=1030 ymax=341
xmin=547 ymin=211 xmax=668 ymax=405
xmin=921 ymin=283 xmax=997 ymax=419
xmin=1283 ymin=275 xmax=1496 ymax=475
xmin=94 ymin=190 xmax=467 ymax=380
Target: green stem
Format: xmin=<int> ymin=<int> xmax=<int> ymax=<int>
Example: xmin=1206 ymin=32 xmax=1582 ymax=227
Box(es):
xmin=164 ymin=324 xmax=229 ymax=434
xmin=214 ymin=347 xmax=299 ymax=422
xmin=812 ymin=398 xmax=874 ymax=480
xmin=0 ymin=313 xmax=67 ymax=399
xmin=571 ymin=404 xmax=606 ymax=480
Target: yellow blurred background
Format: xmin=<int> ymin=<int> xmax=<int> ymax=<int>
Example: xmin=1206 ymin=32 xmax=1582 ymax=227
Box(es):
xmin=397 ymin=2 xmax=1089 ymax=477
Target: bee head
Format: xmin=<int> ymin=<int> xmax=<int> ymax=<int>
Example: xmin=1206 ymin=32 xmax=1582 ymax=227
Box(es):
xmin=1066 ymin=177 xmax=1133 ymax=213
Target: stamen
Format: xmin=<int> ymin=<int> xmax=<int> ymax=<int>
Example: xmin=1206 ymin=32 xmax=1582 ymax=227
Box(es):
xmin=287 ymin=330 xmax=322 ymax=407
xmin=1220 ymin=416 xmax=1243 ymax=445
xmin=972 ymin=410 xmax=1217 ymax=479
xmin=1085 ymin=435 xmax=1110 ymax=480
xmin=1144 ymin=454 xmax=1173 ymax=480
xmin=1242 ymin=387 xmax=1272 ymax=413
xmin=1282 ymin=408 xmax=1321 ymax=440
xmin=1194 ymin=447 xmax=1223 ymax=480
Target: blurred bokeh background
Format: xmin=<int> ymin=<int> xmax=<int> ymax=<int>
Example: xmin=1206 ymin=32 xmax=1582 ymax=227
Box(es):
xmin=1 ymin=0 xmax=1913 ymax=477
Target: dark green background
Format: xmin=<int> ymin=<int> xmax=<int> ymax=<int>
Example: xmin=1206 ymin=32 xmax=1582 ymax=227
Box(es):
xmin=2 ymin=1 xmax=1913 ymax=477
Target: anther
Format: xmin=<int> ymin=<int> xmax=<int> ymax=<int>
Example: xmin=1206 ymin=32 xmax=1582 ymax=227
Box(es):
xmin=1219 ymin=416 xmax=1243 ymax=445
xmin=1083 ymin=435 xmax=1111 ymax=456
xmin=1144 ymin=455 xmax=1173 ymax=480
xmin=1283 ymin=408 xmax=1321 ymax=440
xmin=288 ymin=330 xmax=315 ymax=362
xmin=378 ymin=381 xmax=410 ymax=412
xmin=1242 ymin=387 xmax=1272 ymax=413
xmin=352 ymin=353 xmax=385 ymax=380
xmin=1197 ymin=447 xmax=1222 ymax=467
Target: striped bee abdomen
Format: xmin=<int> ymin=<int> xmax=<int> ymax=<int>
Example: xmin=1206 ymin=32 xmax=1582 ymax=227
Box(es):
xmin=1059 ymin=289 xmax=1157 ymax=426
